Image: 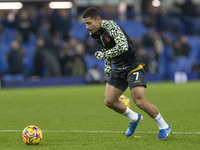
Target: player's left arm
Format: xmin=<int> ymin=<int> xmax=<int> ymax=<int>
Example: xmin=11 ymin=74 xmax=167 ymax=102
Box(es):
xmin=103 ymin=21 xmax=128 ymax=59
xmin=104 ymin=58 xmax=112 ymax=76
xmin=93 ymin=21 xmax=128 ymax=60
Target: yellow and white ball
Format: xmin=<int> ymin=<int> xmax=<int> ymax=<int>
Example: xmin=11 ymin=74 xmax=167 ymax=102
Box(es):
xmin=119 ymin=95 xmax=131 ymax=108
xmin=22 ymin=125 xmax=43 ymax=145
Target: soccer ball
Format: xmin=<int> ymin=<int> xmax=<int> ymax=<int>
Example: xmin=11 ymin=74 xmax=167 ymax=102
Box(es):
xmin=119 ymin=95 xmax=131 ymax=108
xmin=22 ymin=125 xmax=43 ymax=145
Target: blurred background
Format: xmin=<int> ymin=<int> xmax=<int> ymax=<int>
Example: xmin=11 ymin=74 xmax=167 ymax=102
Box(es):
xmin=0 ymin=0 xmax=200 ymax=88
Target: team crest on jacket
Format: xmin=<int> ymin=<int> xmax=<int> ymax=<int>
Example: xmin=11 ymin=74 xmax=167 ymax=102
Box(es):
xmin=105 ymin=36 xmax=110 ymax=42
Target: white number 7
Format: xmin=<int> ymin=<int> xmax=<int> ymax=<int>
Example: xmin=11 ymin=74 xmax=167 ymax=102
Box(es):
xmin=133 ymin=72 xmax=139 ymax=80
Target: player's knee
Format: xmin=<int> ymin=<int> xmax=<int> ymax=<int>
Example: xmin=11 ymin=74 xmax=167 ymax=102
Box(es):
xmin=135 ymin=100 xmax=144 ymax=108
xmin=104 ymin=96 xmax=115 ymax=108
xmin=104 ymin=100 xmax=114 ymax=108
xmin=133 ymin=96 xmax=145 ymax=109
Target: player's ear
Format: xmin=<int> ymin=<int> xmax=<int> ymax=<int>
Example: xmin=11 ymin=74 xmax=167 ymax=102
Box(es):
xmin=96 ymin=16 xmax=102 ymax=26
xmin=96 ymin=16 xmax=101 ymax=22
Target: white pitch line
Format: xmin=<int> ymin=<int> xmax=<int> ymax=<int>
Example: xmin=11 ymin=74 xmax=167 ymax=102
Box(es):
xmin=0 ymin=130 xmax=200 ymax=135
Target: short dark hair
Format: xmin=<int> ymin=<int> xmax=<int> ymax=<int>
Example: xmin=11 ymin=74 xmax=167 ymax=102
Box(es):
xmin=82 ymin=7 xmax=100 ymax=19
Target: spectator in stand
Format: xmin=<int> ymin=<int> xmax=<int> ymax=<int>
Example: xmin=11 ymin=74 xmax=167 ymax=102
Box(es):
xmin=36 ymin=17 xmax=51 ymax=42
xmin=142 ymin=31 xmax=154 ymax=48
xmin=46 ymin=35 xmax=62 ymax=70
xmin=15 ymin=10 xmax=33 ymax=42
xmin=50 ymin=9 xmax=71 ymax=41
xmin=59 ymin=41 xmax=74 ymax=76
xmin=141 ymin=0 xmax=158 ymax=27
xmin=7 ymin=40 xmax=25 ymax=74
xmin=148 ymin=51 xmax=159 ymax=74
xmin=153 ymin=32 xmax=164 ymax=56
xmin=172 ymin=36 xmax=191 ymax=57
xmin=59 ymin=37 xmax=86 ymax=77
xmin=33 ymin=38 xmax=61 ymax=78
xmin=71 ymin=42 xmax=86 ymax=77
xmin=174 ymin=0 xmax=198 ymax=34
xmin=175 ymin=0 xmax=197 ymax=17
xmin=33 ymin=38 xmax=46 ymax=77
xmin=85 ymin=66 xmax=105 ymax=83
xmin=46 ymin=35 xmax=62 ymax=57
xmin=71 ymin=55 xmax=86 ymax=77
xmin=196 ymin=4 xmax=200 ymax=17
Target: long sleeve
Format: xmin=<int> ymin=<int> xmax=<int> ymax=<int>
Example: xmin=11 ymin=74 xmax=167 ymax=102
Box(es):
xmin=102 ymin=20 xmax=129 ymax=59
xmin=104 ymin=58 xmax=111 ymax=67
xmin=104 ymin=58 xmax=112 ymax=76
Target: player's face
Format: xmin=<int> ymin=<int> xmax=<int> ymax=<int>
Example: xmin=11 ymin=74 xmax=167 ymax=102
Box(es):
xmin=83 ymin=17 xmax=102 ymax=34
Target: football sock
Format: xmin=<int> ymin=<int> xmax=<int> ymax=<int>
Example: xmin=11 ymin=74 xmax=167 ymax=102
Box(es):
xmin=153 ymin=113 xmax=169 ymax=129
xmin=122 ymin=107 xmax=138 ymax=122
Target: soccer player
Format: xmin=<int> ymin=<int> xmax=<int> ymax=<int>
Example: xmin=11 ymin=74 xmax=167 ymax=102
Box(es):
xmin=82 ymin=7 xmax=172 ymax=139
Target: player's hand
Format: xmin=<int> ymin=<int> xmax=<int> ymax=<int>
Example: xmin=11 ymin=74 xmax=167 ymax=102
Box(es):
xmin=104 ymin=65 xmax=112 ymax=77
xmin=93 ymin=51 xmax=105 ymax=60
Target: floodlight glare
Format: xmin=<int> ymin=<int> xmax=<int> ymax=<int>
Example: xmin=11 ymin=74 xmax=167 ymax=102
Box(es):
xmin=0 ymin=2 xmax=23 ymax=10
xmin=49 ymin=1 xmax=73 ymax=9
xmin=152 ymin=0 xmax=161 ymax=7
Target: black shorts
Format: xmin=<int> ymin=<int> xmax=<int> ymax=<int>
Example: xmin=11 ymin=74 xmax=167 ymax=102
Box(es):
xmin=107 ymin=68 xmax=147 ymax=91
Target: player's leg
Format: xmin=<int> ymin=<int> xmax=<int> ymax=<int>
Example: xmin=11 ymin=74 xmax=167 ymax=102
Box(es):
xmin=131 ymin=86 xmax=159 ymax=118
xmin=104 ymin=83 xmax=140 ymax=124
xmin=131 ymin=86 xmax=172 ymax=139
xmin=128 ymin=69 xmax=171 ymax=139
xmin=105 ymin=83 xmax=142 ymax=137
xmin=104 ymin=83 xmax=125 ymax=113
xmin=106 ymin=75 xmax=143 ymax=137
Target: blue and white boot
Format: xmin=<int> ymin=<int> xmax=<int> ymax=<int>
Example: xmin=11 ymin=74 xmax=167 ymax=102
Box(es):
xmin=126 ymin=114 xmax=143 ymax=137
xmin=158 ymin=126 xmax=172 ymax=139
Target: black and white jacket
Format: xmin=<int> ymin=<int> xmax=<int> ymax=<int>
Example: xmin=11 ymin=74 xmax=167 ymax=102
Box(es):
xmin=91 ymin=20 xmax=143 ymax=74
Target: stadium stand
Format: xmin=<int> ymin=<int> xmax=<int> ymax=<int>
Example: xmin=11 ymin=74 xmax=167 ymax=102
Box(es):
xmin=0 ymin=2 xmax=200 ymax=87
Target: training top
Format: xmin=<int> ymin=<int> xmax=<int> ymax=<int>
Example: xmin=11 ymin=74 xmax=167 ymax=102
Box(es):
xmin=91 ymin=20 xmax=143 ymax=72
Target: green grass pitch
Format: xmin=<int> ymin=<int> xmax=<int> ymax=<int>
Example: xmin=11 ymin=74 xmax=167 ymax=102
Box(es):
xmin=0 ymin=81 xmax=200 ymax=150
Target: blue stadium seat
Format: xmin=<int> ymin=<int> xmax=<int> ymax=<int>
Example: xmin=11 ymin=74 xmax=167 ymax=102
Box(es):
xmin=159 ymin=45 xmax=173 ymax=77
xmin=116 ymin=19 xmax=146 ymax=38
xmin=1 ymin=28 xmax=16 ymax=45
xmin=170 ymin=57 xmax=192 ymax=74
xmin=21 ymin=35 xmax=37 ymax=74
xmin=2 ymin=74 xmax=25 ymax=82
xmin=71 ymin=22 xmax=88 ymax=40
xmin=0 ymin=48 xmax=8 ymax=73
xmin=84 ymin=55 xmax=104 ymax=72
xmin=187 ymin=36 xmax=199 ymax=58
